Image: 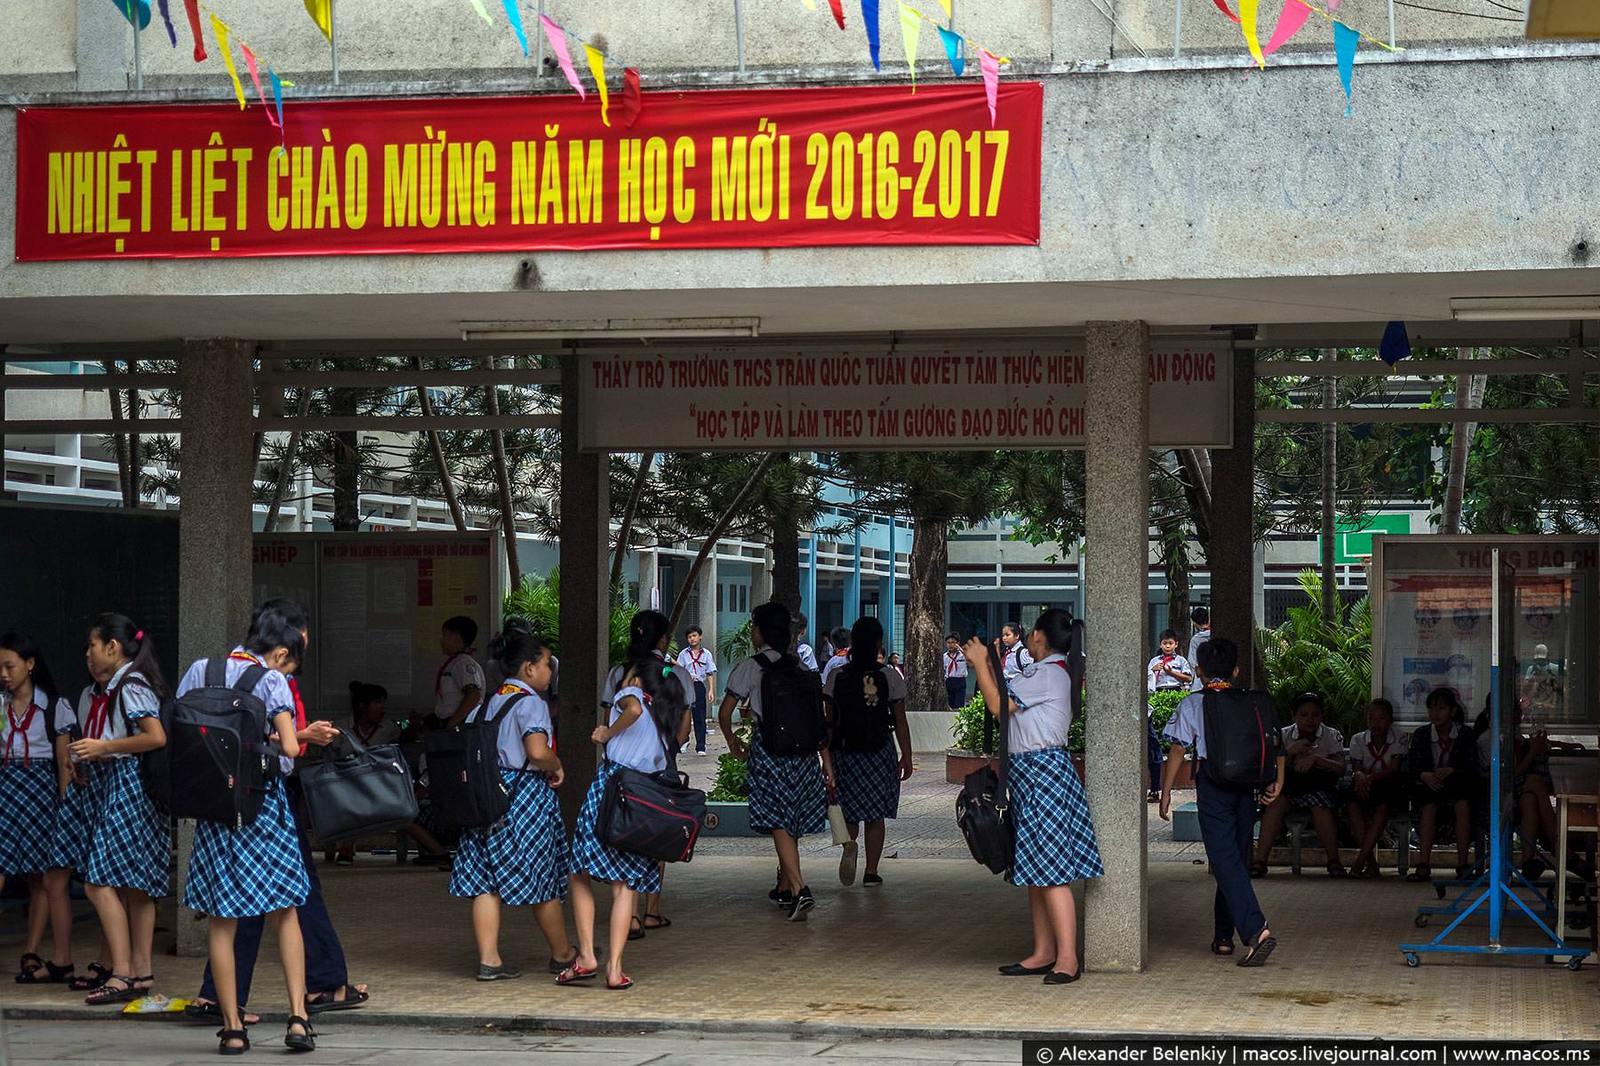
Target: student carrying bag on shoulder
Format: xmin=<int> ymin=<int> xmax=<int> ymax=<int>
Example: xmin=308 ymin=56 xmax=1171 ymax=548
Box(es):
xmin=298 ymin=729 xmax=420 ymax=843
xmin=956 ymin=643 xmax=1014 ymax=876
xmin=831 ymin=664 xmax=894 ymax=752
xmin=1201 ymin=688 xmax=1283 ymax=789
xmin=600 ymin=725 xmax=710 ymax=864
xmin=425 ymin=692 xmax=528 ymax=829
xmin=755 ymin=654 xmax=827 ymax=756
xmin=142 ymin=656 xmax=278 ymax=829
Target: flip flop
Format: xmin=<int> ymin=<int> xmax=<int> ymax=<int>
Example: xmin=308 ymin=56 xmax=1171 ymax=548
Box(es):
xmin=1238 ymin=935 xmax=1277 ymax=968
xmin=306 ymin=984 xmax=369 ymax=1014
xmin=607 ymin=974 xmax=634 ymax=991
xmin=627 ymin=916 xmax=645 ymax=941
xmin=555 ymin=963 xmax=598 ymax=986
xmin=640 ymin=914 xmax=672 ymax=930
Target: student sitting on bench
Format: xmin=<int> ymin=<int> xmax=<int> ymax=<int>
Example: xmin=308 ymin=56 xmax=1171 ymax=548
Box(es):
xmin=1406 ymin=686 xmax=1477 ymax=883
xmin=1251 ymin=692 xmax=1347 ymax=878
xmin=1344 ymin=698 xmax=1408 ymax=879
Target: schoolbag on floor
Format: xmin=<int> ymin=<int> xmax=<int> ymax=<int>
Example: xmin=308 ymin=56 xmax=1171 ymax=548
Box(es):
xmin=755 ymin=654 xmax=826 ymax=757
xmin=424 ymin=693 xmax=529 ymax=829
xmin=143 ymin=656 xmax=278 ymax=829
xmin=1201 ymin=689 xmax=1282 ymax=789
xmin=831 ymin=664 xmax=893 ymax=752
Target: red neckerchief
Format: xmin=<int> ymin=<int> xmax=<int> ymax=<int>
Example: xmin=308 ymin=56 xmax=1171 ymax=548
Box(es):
xmin=1203 ymin=680 xmax=1231 ymax=691
xmin=287 ymin=677 xmax=308 ymax=732
xmin=83 ymin=687 xmax=112 ymax=740
xmin=690 ymin=648 xmax=705 ymax=668
xmin=4 ymin=692 xmax=40 ymax=766
xmin=946 ymin=650 xmax=962 ymax=677
xmin=1367 ymin=733 xmax=1391 ymax=766
xmin=436 ymin=652 xmax=467 ymax=698
xmin=1434 ymin=725 xmax=1454 ymax=764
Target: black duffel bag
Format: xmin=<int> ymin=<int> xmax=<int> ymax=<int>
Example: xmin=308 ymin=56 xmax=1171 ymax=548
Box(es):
xmin=599 ymin=726 xmax=709 ymax=864
xmin=956 ymin=642 xmax=1014 ymax=877
xmin=298 ymin=730 xmax=420 ymax=843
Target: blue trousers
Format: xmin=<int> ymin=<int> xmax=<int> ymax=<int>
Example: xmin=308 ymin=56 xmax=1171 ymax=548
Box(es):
xmin=1145 ymin=720 xmax=1164 ymax=792
xmin=1195 ymin=762 xmax=1267 ymax=947
xmin=197 ymin=780 xmax=348 ymax=1008
xmin=945 ymin=677 xmax=967 ymax=710
xmin=690 ymin=681 xmax=708 ymax=752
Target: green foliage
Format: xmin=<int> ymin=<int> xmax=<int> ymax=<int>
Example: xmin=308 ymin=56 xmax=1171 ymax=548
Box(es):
xmin=707 ymin=753 xmax=750 ymax=802
xmin=501 ymin=568 xmax=635 ymax=663
xmin=718 ymin=619 xmax=753 ymax=667
xmin=1258 ymin=569 xmax=1373 ymax=738
xmin=1148 ymin=688 xmax=1187 ymax=749
xmin=949 ymin=694 xmax=995 ymax=755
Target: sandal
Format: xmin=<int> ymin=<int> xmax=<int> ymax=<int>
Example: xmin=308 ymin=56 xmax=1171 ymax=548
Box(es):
xmin=627 ymin=915 xmax=645 ymax=941
xmin=641 ymin=914 xmax=672 ymax=930
xmin=1210 ymin=940 xmax=1235 ymax=956
xmin=1405 ymin=865 xmax=1432 ymax=883
xmin=607 ymin=973 xmax=635 ymax=991
xmin=17 ymin=960 xmax=74 ymax=984
xmin=70 ymin=962 xmax=112 ymax=992
xmin=1248 ymin=862 xmax=1268 ymax=879
xmin=306 ymin=983 xmax=369 ymax=1014
xmin=216 ymin=1028 xmax=250 ymax=1056
xmin=547 ymin=951 xmax=579 ymax=975
xmin=555 ymin=963 xmax=598 ymax=985
xmin=1238 ymin=932 xmax=1277 ymax=968
xmin=15 ymin=953 xmax=43 ymax=983
xmin=284 ymin=1016 xmax=316 ymax=1053
xmin=85 ymin=975 xmax=140 ymax=1005
xmin=1326 ymin=863 xmax=1349 ymax=879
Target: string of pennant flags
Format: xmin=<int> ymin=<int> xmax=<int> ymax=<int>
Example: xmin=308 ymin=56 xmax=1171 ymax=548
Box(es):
xmin=1214 ymin=0 xmax=1403 ymax=114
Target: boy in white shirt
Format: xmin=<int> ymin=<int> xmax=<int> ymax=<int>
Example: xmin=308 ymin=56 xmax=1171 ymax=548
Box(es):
xmin=433 ymin=616 xmax=486 ymax=728
xmin=942 ymin=634 xmax=968 ymax=709
xmin=1145 ymin=630 xmax=1193 ymax=802
xmin=674 ymin=625 xmax=718 ymax=757
xmin=1252 ymin=693 xmax=1348 ymax=878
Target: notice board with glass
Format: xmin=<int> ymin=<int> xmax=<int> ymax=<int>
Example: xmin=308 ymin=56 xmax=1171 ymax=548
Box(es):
xmin=1371 ymin=535 xmax=1598 ymax=733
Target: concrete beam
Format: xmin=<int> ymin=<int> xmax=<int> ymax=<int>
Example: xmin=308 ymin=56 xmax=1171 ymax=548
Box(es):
xmin=1209 ymin=342 xmax=1257 ymax=686
xmin=1082 ymin=319 xmax=1150 ymax=973
xmin=1052 ymin=0 xmax=1117 ymax=64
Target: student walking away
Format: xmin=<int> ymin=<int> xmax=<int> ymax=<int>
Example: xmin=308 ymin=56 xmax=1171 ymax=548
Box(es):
xmin=1186 ymin=607 xmax=1212 ymax=690
xmin=820 ymin=628 xmax=851 ymax=689
xmin=962 ymin=610 xmax=1104 ymax=986
xmin=188 ymin=644 xmax=370 ymax=1025
xmin=674 ymin=626 xmax=717 ymax=757
xmin=336 ymin=682 xmax=451 ymax=868
xmin=1 ymin=634 xmax=78 ymax=987
xmin=602 ymin=612 xmax=693 ymax=939
xmin=1252 ymin=693 xmax=1347 ymax=878
xmin=433 ymin=616 xmax=486 ymax=729
xmin=943 ymin=634 xmax=969 ymax=710
xmin=1345 ymin=698 xmax=1408 ymax=878
xmin=1146 ymin=630 xmax=1193 ymax=803
xmin=999 ymin=622 xmax=1033 ymax=683
xmin=718 ymin=602 xmax=832 ymax=921
xmin=176 ymin=601 xmax=316 ymax=1054
xmin=793 ymin=614 xmax=820 ymax=672
xmin=450 ymin=625 xmax=573 ymax=983
xmin=1159 ymin=638 xmax=1285 ymax=966
xmin=1406 ymin=687 xmax=1477 ymax=883
xmin=826 ymin=617 xmax=914 ymax=889
xmin=564 ymin=637 xmax=692 ymax=990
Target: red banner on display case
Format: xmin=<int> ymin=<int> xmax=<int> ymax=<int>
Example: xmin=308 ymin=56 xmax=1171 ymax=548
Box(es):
xmin=14 ymin=83 xmax=1042 ymax=261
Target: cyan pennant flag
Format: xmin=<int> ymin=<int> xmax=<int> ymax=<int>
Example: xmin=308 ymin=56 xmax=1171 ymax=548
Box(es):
xmin=503 ymin=0 xmax=530 ymax=56
xmin=1333 ymin=21 xmax=1359 ymax=116
xmin=937 ymin=25 xmax=964 ymax=76
xmin=114 ymin=0 xmax=151 ymax=29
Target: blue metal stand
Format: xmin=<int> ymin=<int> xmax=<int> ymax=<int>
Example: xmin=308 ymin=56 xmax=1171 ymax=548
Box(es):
xmin=1398 ymin=553 xmax=1590 ymax=970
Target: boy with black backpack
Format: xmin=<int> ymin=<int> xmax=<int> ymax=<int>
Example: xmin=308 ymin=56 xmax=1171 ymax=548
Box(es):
xmin=824 ymin=617 xmax=915 ymax=889
xmin=1158 ymin=638 xmax=1285 ymax=968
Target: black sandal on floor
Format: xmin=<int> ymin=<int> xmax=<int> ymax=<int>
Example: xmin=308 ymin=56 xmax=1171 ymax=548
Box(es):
xmin=216 ymin=1028 xmax=250 ymax=1056
xmin=306 ymin=983 xmax=369 ymax=1014
xmin=70 ymin=962 xmax=111 ymax=992
xmin=284 ymin=1016 xmax=316 ymax=1053
xmin=1248 ymin=862 xmax=1268 ymax=878
xmin=1237 ymin=933 xmax=1277 ymax=968
xmin=1210 ymin=940 xmax=1235 ymax=956
xmin=1326 ymin=863 xmax=1349 ymax=878
xmin=85 ymin=974 xmax=140 ymax=1005
xmin=15 ymin=953 xmax=43 ymax=983
xmin=627 ymin=915 xmax=645 ymax=941
xmin=17 ymin=960 xmax=74 ymax=984
xmin=998 ymin=960 xmax=1055 ymax=976
xmin=641 ymin=914 xmax=672 ymax=930
xmin=1405 ymin=864 xmax=1432 ymax=883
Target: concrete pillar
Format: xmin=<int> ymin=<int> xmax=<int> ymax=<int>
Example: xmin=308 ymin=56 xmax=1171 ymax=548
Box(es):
xmin=173 ymin=337 xmax=257 ymax=957
xmin=1052 ymin=0 xmax=1117 ymax=64
xmin=558 ymin=357 xmax=610 ymax=831
xmin=1082 ymin=320 xmax=1151 ymax=973
xmin=1209 ymin=342 xmax=1258 ymax=685
xmin=694 ymin=554 xmax=720 ymax=654
xmin=75 ymin=0 xmax=129 ymax=92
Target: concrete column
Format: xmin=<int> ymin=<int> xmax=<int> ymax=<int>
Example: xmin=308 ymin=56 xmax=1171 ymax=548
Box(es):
xmin=558 ymin=357 xmax=610 ymax=831
xmin=694 ymin=554 xmax=720 ymax=654
xmin=1082 ymin=320 xmax=1151 ymax=973
xmin=1209 ymin=342 xmax=1258 ymax=685
xmin=173 ymin=337 xmax=256 ymax=957
xmin=1052 ymin=0 xmax=1117 ymax=64
xmin=75 ymin=0 xmax=129 ymax=92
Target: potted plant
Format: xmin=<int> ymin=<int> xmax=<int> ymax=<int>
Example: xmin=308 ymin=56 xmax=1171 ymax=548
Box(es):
xmin=701 ymin=722 xmax=763 ymax=836
xmin=945 ymin=695 xmax=1000 ymax=783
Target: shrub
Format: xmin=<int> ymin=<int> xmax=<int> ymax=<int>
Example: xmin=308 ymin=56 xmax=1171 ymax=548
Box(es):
xmin=1258 ymin=569 xmax=1373 ymax=738
xmin=950 ymin=694 xmax=996 ymax=755
xmin=1148 ymin=689 xmax=1187 ymax=750
xmin=707 ymin=754 xmax=750 ymax=802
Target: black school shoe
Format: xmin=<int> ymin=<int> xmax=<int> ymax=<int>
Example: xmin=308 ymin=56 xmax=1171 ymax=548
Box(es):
xmin=787 ymin=887 xmax=816 ymax=922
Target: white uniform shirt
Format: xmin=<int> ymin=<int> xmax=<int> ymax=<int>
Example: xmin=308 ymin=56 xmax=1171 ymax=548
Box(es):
xmin=724 ymin=648 xmax=792 ymax=722
xmin=1147 ymin=653 xmax=1194 ymax=694
xmin=820 ymin=653 xmax=849 ymax=688
xmin=1004 ymin=653 xmax=1073 ymax=753
xmin=605 ymin=685 xmax=671 ymax=772
xmin=823 ymin=660 xmax=908 ymax=705
xmin=676 ymin=646 xmax=717 ymax=685
xmin=1001 ymin=643 xmax=1034 ymax=682
xmin=796 ymin=643 xmax=819 ymax=672
xmin=349 ymin=718 xmax=403 ymax=748
xmin=942 ymin=649 xmax=969 ymax=680
xmin=1 ymin=687 xmax=74 ymax=765
xmin=1348 ymin=726 xmax=1406 ymax=774
xmin=1281 ymin=723 xmax=1345 ymax=763
xmin=1164 ymin=689 xmax=1216 ymax=759
xmin=104 ymin=665 xmax=161 ymax=754
xmin=467 ymin=680 xmax=551 ymax=771
xmin=603 ymin=654 xmax=694 ymax=713
xmin=432 ymin=652 xmax=486 ymax=722
xmin=176 ymin=650 xmax=297 ymax=772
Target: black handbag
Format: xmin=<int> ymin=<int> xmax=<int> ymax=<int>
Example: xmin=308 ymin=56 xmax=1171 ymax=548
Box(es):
xmin=956 ymin=644 xmax=1014 ymax=876
xmin=599 ymin=724 xmax=709 ymax=864
xmin=297 ymin=730 xmax=420 ymax=843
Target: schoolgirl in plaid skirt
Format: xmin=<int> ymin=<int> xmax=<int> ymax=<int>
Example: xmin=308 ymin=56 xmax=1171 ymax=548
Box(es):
xmin=962 ymin=609 xmax=1102 ymax=986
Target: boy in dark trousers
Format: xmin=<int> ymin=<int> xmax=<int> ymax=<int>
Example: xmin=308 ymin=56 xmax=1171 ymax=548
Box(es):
xmin=1159 ymin=638 xmax=1285 ymax=967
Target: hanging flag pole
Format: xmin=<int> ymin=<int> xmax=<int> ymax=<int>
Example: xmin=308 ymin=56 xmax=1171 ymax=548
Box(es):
xmin=735 ymin=0 xmax=747 ymax=76
xmin=330 ymin=0 xmax=340 ymax=86
xmin=133 ymin=11 xmax=144 ymax=89
xmin=536 ymin=0 xmax=546 ymax=79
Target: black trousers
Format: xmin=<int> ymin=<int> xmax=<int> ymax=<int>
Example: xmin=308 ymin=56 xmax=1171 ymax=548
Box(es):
xmin=1194 ymin=762 xmax=1266 ymax=947
xmin=945 ymin=677 xmax=967 ymax=709
xmin=690 ymin=681 xmax=708 ymax=752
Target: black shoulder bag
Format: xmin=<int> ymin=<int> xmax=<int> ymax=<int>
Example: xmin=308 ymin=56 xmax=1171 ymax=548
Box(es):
xmin=956 ymin=643 xmax=1014 ymax=876
xmin=298 ymin=728 xmax=420 ymax=844
xmin=599 ymin=703 xmax=711 ymax=864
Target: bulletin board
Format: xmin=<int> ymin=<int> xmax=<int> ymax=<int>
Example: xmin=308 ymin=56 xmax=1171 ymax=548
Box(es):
xmin=253 ymin=533 xmax=501 ymax=723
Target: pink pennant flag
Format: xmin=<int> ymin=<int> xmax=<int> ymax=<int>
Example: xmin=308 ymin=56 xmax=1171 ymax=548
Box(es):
xmin=239 ymin=42 xmax=277 ymax=127
xmin=978 ymin=48 xmax=1000 ymax=127
xmin=538 ymin=15 xmax=585 ymax=100
xmin=1263 ymin=0 xmax=1312 ymax=55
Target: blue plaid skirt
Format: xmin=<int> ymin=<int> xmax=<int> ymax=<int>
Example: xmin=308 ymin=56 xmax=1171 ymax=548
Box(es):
xmin=569 ymin=761 xmax=662 ymax=893
xmin=48 ymin=765 xmax=104 ymax=871
xmin=1008 ymin=747 xmax=1105 ymax=887
xmin=833 ymin=743 xmax=901 ymax=824
xmin=451 ymin=769 xmax=569 ymax=905
xmin=0 ymin=761 xmax=58 ymax=876
xmin=183 ymin=777 xmax=309 ymax=918
xmin=83 ymin=758 xmax=171 ymax=898
xmin=747 ymin=731 xmax=828 ymax=839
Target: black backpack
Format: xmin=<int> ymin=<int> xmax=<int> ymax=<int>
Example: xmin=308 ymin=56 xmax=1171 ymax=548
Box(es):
xmin=831 ymin=664 xmax=894 ymax=752
xmin=755 ymin=655 xmax=826 ymax=757
xmin=1201 ymin=688 xmax=1283 ymax=789
xmin=424 ymin=692 xmax=529 ymax=829
xmin=143 ymin=657 xmax=279 ymax=829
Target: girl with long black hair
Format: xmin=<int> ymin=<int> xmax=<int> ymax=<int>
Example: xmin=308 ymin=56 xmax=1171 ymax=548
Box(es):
xmin=564 ymin=618 xmax=690 ymax=990
xmin=0 ymin=633 xmax=77 ymax=986
xmin=963 ymin=608 xmax=1104 ymax=985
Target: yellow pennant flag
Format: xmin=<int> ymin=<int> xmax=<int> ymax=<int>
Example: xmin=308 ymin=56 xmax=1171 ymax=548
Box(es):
xmin=936 ymin=0 xmax=952 ymax=20
xmin=801 ymin=0 xmax=817 ymax=9
xmin=899 ymin=3 xmax=921 ymax=90
xmin=584 ymin=45 xmax=610 ymax=127
xmin=209 ymin=14 xmax=247 ymax=109
xmin=303 ymin=0 xmax=333 ymax=41
xmin=1239 ymin=0 xmax=1265 ymax=67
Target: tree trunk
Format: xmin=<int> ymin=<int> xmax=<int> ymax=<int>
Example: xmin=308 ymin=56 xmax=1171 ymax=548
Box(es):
xmin=264 ymin=389 xmax=313 ymax=532
xmin=415 ymin=356 xmax=468 ymax=532
xmin=1441 ymin=347 xmax=1483 ymax=535
xmin=904 ymin=514 xmax=949 ymax=715
xmin=481 ymin=358 xmax=523 ymax=589
xmin=1161 ymin=524 xmax=1191 ymax=645
xmin=668 ymin=454 xmax=775 ymax=632
xmin=1319 ymin=348 xmax=1338 ymax=625
xmin=610 ymin=451 xmax=655 ymax=594
xmin=331 ymin=389 xmax=361 ymax=532
xmin=769 ymin=520 xmax=802 ymax=615
xmin=1176 ymin=448 xmax=1213 ymax=548
xmin=102 ymin=359 xmax=133 ymax=507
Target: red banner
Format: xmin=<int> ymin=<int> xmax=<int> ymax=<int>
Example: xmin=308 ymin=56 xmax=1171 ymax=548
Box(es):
xmin=14 ymin=83 xmax=1041 ymax=261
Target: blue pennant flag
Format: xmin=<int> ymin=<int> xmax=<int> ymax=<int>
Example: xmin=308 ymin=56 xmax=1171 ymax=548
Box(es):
xmin=154 ymin=0 xmax=177 ymax=44
xmin=862 ymin=0 xmax=881 ymax=70
xmin=114 ymin=0 xmax=152 ymax=29
xmin=1379 ymin=321 xmax=1411 ymax=367
xmin=938 ymin=25 xmax=965 ymax=76
xmin=1333 ymin=21 xmax=1359 ymax=116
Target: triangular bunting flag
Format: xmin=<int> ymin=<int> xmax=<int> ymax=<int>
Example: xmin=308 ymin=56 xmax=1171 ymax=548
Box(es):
xmin=801 ymin=0 xmax=817 ymax=9
xmin=182 ymin=0 xmax=205 ymax=61
xmin=113 ymin=0 xmax=151 ymax=29
xmin=468 ymin=0 xmax=494 ymax=25
xmin=270 ymin=68 xmax=287 ymax=134
xmin=621 ymin=66 xmax=643 ymax=127
xmin=936 ymin=0 xmax=952 ymax=19
xmin=827 ymin=0 xmax=846 ymax=30
xmin=861 ymin=0 xmax=880 ymax=70
xmin=937 ymin=25 xmax=964 ymax=75
xmin=898 ymin=3 xmax=920 ymax=89
xmin=1333 ymin=21 xmax=1359 ymax=115
xmin=155 ymin=0 xmax=177 ymax=45
xmin=302 ymin=0 xmax=333 ymax=41
xmin=1263 ymin=0 xmax=1311 ymax=55
xmin=240 ymin=43 xmax=276 ymax=129
xmin=979 ymin=48 xmax=1000 ymax=127
xmin=502 ymin=0 xmax=529 ymax=55
xmin=1379 ymin=322 xmax=1410 ymax=367
xmin=1212 ymin=0 xmax=1241 ymax=24
xmin=584 ymin=45 xmax=610 ymax=127
xmin=1239 ymin=0 xmax=1264 ymax=68
xmin=209 ymin=14 xmax=247 ymax=110
xmin=540 ymin=15 xmax=586 ymax=99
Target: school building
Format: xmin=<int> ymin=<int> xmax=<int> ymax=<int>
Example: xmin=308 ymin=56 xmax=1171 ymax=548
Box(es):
xmin=4 ymin=0 xmax=1599 ymax=982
